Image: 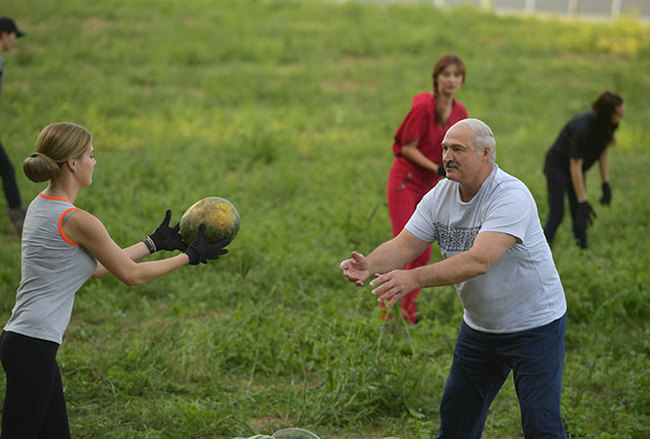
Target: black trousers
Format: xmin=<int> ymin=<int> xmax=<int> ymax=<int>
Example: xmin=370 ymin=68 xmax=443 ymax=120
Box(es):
xmin=543 ymin=166 xmax=588 ymax=249
xmin=0 ymin=331 xmax=71 ymax=439
xmin=0 ymin=142 xmax=23 ymax=209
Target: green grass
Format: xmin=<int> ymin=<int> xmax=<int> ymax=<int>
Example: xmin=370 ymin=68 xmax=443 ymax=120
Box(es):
xmin=1 ymin=1 xmax=649 ymax=437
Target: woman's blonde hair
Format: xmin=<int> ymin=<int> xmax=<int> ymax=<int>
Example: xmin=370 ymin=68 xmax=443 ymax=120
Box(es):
xmin=23 ymin=122 xmax=92 ymax=183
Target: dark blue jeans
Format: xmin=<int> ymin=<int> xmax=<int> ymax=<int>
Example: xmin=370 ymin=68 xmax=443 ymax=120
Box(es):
xmin=436 ymin=313 xmax=567 ymax=439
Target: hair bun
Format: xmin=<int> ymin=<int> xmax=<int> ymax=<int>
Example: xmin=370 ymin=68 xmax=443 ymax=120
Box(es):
xmin=23 ymin=151 xmax=61 ymax=182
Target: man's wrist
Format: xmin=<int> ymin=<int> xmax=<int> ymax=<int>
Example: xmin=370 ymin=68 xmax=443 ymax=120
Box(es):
xmin=410 ymin=267 xmax=424 ymax=291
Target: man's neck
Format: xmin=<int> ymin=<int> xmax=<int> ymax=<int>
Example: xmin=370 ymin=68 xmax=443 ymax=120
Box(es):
xmin=459 ymin=165 xmax=494 ymax=202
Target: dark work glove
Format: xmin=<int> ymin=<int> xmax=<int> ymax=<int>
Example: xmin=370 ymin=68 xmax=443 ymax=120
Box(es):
xmin=436 ymin=164 xmax=446 ymax=177
xmin=148 ymin=209 xmax=186 ymax=252
xmin=575 ymin=201 xmax=596 ymax=230
xmin=184 ymin=224 xmax=230 ymax=265
xmin=599 ymin=182 xmax=612 ymax=205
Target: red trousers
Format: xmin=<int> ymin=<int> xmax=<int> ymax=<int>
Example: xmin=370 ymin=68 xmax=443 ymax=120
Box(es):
xmin=385 ymin=158 xmax=440 ymax=324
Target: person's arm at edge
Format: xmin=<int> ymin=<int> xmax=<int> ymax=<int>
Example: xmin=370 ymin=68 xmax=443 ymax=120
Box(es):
xmin=64 ymin=210 xmax=189 ymax=285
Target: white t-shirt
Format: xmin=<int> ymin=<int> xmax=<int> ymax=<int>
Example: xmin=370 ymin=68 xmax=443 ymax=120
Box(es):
xmin=405 ymin=165 xmax=566 ymax=333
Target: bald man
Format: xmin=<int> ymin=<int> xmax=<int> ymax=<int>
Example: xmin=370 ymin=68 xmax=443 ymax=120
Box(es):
xmin=340 ymin=118 xmax=567 ymax=438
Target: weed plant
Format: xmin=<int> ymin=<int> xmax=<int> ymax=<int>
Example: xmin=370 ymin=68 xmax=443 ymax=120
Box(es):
xmin=0 ymin=1 xmax=649 ymax=438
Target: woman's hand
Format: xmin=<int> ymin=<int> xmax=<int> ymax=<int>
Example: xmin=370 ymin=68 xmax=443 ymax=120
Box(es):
xmin=184 ymin=224 xmax=230 ymax=265
xmin=147 ymin=209 xmax=186 ymax=252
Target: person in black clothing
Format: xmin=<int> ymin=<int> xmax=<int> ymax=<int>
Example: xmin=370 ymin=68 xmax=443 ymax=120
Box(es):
xmin=543 ymin=91 xmax=625 ymax=249
xmin=0 ymin=17 xmax=26 ymax=235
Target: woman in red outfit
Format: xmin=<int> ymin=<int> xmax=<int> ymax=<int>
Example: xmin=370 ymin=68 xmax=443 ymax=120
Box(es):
xmin=385 ymin=54 xmax=467 ymax=324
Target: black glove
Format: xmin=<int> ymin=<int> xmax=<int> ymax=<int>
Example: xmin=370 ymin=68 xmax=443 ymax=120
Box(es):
xmin=184 ymin=224 xmax=230 ymax=265
xmin=575 ymin=201 xmax=596 ymax=230
xmin=148 ymin=209 xmax=186 ymax=252
xmin=599 ymin=182 xmax=612 ymax=205
xmin=436 ymin=164 xmax=446 ymax=177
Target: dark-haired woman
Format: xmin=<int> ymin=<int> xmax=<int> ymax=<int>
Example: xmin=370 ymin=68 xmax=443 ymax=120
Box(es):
xmin=385 ymin=54 xmax=467 ymax=324
xmin=0 ymin=122 xmax=229 ymax=438
xmin=543 ymin=91 xmax=625 ymax=249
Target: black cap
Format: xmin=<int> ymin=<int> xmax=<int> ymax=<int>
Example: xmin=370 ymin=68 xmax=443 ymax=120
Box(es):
xmin=0 ymin=17 xmax=25 ymax=38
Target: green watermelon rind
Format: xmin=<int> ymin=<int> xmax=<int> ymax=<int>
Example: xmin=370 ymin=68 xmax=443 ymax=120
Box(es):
xmin=272 ymin=428 xmax=321 ymax=439
xmin=179 ymin=197 xmax=240 ymax=245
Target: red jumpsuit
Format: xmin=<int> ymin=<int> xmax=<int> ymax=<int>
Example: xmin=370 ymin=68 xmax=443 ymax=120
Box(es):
xmin=386 ymin=92 xmax=467 ymax=324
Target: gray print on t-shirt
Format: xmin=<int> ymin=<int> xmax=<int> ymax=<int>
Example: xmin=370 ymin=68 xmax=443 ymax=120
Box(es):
xmin=434 ymin=223 xmax=480 ymax=252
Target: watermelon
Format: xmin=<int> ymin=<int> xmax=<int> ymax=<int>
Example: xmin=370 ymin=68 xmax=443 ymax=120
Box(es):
xmin=272 ymin=428 xmax=321 ymax=439
xmin=179 ymin=197 xmax=240 ymax=245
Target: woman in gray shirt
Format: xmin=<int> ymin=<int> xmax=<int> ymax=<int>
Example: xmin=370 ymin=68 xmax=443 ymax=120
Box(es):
xmin=1 ymin=122 xmax=229 ymax=438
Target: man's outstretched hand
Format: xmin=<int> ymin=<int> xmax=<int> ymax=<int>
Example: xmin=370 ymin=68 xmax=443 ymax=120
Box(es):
xmin=339 ymin=251 xmax=370 ymax=286
xmin=370 ymin=270 xmax=416 ymax=308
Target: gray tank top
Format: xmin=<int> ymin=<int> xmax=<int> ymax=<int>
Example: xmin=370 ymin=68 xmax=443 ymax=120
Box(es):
xmin=4 ymin=193 xmax=98 ymax=344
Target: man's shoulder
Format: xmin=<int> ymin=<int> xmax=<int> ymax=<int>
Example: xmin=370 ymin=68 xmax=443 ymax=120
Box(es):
xmin=490 ymin=168 xmax=533 ymax=199
xmin=433 ymin=176 xmax=458 ymax=193
xmin=421 ymin=177 xmax=457 ymax=205
xmin=493 ymin=166 xmax=524 ymax=184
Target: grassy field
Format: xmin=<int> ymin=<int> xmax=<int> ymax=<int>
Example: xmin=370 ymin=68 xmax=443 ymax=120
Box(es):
xmin=1 ymin=0 xmax=649 ymax=437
